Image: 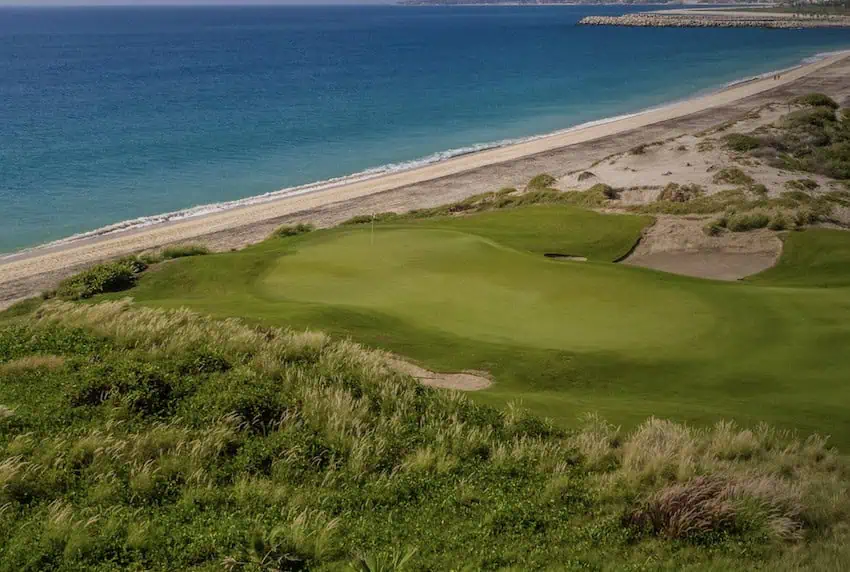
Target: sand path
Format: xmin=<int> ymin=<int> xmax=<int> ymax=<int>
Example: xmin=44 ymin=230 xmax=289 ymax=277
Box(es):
xmin=2 ymin=52 xmax=850 ymax=307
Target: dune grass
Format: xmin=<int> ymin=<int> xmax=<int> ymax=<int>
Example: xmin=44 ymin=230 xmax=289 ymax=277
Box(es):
xmin=62 ymin=204 xmax=850 ymax=448
xmin=1 ymin=301 xmax=849 ymax=570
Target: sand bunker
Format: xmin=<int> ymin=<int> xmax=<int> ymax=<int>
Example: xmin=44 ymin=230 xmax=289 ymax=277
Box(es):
xmin=387 ymin=357 xmax=492 ymax=391
xmin=622 ymin=216 xmax=782 ymax=280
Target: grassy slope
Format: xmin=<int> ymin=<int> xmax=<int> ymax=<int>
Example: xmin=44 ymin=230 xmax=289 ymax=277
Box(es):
xmin=3 ymin=302 xmax=847 ymax=571
xmin=119 ymin=205 xmax=850 ymax=445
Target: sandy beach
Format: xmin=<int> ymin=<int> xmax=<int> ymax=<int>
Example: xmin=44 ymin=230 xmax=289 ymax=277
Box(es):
xmin=2 ymin=50 xmax=850 ymax=307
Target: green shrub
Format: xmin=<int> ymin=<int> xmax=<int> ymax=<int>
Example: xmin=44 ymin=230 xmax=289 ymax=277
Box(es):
xmin=723 ymin=133 xmax=762 ymax=152
xmin=527 ymin=173 xmax=557 ymax=190
xmin=768 ymin=212 xmax=789 ymax=231
xmin=792 ymin=93 xmax=839 ymax=110
xmin=55 ymin=257 xmax=147 ymax=300
xmin=633 ymin=189 xmax=749 ymax=216
xmin=703 ymin=220 xmax=725 ymax=237
xmin=559 ymin=184 xmax=618 ymax=207
xmin=272 ymin=223 xmax=316 ymax=238
xmin=793 ymin=207 xmax=819 ymax=228
xmin=343 ymin=212 xmax=398 ymax=225
xmin=712 ymin=168 xmax=755 ymax=186
xmin=161 ymin=244 xmax=210 ymax=260
xmin=600 ymin=184 xmax=620 ymax=200
xmin=726 ymin=212 xmax=770 ymax=232
xmin=782 ymin=107 xmax=837 ymax=130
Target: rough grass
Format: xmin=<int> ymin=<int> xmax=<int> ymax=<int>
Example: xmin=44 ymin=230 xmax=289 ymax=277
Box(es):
xmin=1 ymin=301 xmax=849 ymax=570
xmin=726 ymin=211 xmax=771 ymax=232
xmin=633 ymin=182 xmax=833 ymax=227
xmin=160 ymin=244 xmax=210 ymax=260
xmin=0 ymin=355 xmax=65 ymax=375
xmin=271 ymin=222 xmax=315 ymax=238
xmin=340 ymin=177 xmax=621 ymax=226
xmin=724 ymin=133 xmax=762 ymax=152
xmin=792 ymin=93 xmax=839 ymax=110
xmin=526 ymin=173 xmax=557 ymax=190
xmin=54 ymin=257 xmax=147 ymax=300
xmin=712 ymin=167 xmax=755 ymax=186
xmin=727 ymin=97 xmax=850 ymax=181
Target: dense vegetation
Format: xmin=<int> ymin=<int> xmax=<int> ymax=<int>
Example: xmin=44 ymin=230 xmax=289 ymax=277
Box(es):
xmin=1 ymin=301 xmax=849 ymax=570
xmin=730 ymin=93 xmax=850 ymax=180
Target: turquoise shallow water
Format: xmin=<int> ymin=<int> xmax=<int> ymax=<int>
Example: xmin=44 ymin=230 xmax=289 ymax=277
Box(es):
xmin=1 ymin=5 xmax=849 ymax=253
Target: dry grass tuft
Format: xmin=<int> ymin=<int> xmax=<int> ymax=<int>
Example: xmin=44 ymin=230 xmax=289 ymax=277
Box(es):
xmin=626 ymin=473 xmax=805 ymax=542
xmin=626 ymin=476 xmax=737 ymax=539
xmin=0 ymin=355 xmax=65 ymax=375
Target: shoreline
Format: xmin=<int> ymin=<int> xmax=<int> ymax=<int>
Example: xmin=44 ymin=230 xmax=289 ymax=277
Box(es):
xmin=2 ymin=49 xmax=850 ymax=306
xmin=2 ymin=48 xmax=845 ymax=263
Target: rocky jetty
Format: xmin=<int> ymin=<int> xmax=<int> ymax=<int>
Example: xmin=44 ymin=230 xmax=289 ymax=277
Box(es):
xmin=578 ymin=12 xmax=850 ymax=29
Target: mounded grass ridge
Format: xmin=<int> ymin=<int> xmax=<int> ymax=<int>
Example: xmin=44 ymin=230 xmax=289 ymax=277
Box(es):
xmin=1 ymin=301 xmax=849 ymax=570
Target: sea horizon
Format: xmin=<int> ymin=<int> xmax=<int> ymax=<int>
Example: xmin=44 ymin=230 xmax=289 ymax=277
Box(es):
xmin=2 ymin=4 xmax=850 ymax=255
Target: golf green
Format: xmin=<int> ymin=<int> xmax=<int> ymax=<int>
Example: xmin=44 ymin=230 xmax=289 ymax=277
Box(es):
xmin=126 ymin=205 xmax=850 ymax=443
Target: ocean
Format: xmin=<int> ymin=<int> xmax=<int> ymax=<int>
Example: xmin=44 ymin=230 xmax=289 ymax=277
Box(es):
xmin=1 ymin=5 xmax=849 ymax=253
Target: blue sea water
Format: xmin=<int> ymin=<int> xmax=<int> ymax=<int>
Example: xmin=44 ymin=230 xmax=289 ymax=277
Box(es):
xmin=1 ymin=5 xmax=850 ymax=253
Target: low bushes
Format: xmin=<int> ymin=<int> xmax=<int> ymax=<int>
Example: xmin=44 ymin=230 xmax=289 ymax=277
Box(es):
xmin=768 ymin=213 xmax=790 ymax=231
xmin=343 ymin=178 xmax=621 ymax=225
xmin=727 ymin=211 xmax=770 ymax=232
xmin=634 ymin=188 xmax=750 ymax=216
xmin=272 ymin=222 xmax=316 ymax=238
xmin=703 ymin=220 xmax=725 ymax=237
xmin=160 ymin=244 xmax=209 ymax=260
xmin=712 ymin=167 xmax=755 ymax=186
xmin=55 ymin=257 xmax=147 ymax=300
xmin=725 ymin=97 xmax=850 ymax=184
xmin=724 ymin=133 xmax=762 ymax=152
xmin=526 ymin=173 xmax=557 ymax=190
xmin=792 ymin=93 xmax=839 ymax=110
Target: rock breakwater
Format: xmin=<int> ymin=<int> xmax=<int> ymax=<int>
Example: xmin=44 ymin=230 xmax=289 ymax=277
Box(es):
xmin=579 ymin=12 xmax=850 ymax=29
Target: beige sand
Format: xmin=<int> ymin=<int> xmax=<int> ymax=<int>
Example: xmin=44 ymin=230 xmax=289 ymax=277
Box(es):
xmin=559 ymin=104 xmax=839 ymax=199
xmin=622 ymin=217 xmax=782 ymax=281
xmin=386 ymin=357 xmax=492 ymax=391
xmin=558 ymin=94 xmax=848 ymax=280
xmin=2 ymin=52 xmax=850 ymax=306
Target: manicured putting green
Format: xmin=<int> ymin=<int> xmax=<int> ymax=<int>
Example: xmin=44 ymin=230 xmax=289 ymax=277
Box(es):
xmin=261 ymin=228 xmax=713 ymax=353
xmin=127 ymin=206 xmax=850 ymax=443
